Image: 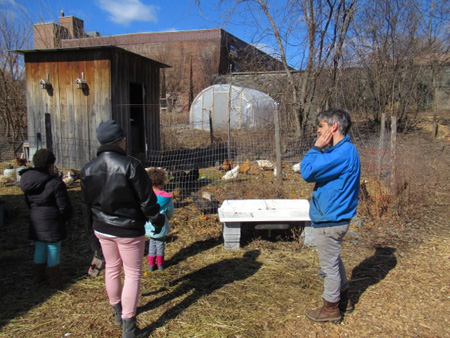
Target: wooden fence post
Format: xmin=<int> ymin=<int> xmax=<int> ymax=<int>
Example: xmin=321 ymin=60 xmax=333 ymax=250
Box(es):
xmin=227 ymin=68 xmax=232 ymax=160
xmin=390 ymin=115 xmax=397 ymax=192
xmin=377 ymin=112 xmax=386 ymax=180
xmin=274 ymin=103 xmax=282 ymax=179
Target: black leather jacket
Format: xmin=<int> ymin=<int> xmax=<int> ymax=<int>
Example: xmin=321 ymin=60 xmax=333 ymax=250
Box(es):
xmin=81 ymin=145 xmax=161 ymax=238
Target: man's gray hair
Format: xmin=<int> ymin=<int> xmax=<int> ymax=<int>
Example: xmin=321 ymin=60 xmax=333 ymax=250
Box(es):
xmin=316 ymin=109 xmax=352 ymax=135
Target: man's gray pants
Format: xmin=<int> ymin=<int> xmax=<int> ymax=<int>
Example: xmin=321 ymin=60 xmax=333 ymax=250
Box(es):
xmin=313 ymin=224 xmax=349 ymax=303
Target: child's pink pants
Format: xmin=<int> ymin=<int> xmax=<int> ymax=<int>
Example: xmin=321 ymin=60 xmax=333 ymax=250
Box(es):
xmin=96 ymin=233 xmax=145 ymax=319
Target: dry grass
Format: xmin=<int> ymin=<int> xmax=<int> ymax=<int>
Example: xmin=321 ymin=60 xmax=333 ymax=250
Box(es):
xmin=0 ymin=126 xmax=449 ymax=338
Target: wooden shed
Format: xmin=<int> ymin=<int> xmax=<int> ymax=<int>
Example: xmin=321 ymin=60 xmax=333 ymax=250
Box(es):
xmin=15 ymin=45 xmax=169 ymax=169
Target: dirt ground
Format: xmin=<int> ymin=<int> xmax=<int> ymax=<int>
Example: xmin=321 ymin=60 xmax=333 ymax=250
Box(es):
xmin=0 ymin=122 xmax=449 ymax=338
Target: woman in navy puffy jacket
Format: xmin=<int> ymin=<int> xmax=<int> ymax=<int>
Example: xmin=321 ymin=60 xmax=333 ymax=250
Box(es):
xmin=20 ymin=149 xmax=73 ymax=287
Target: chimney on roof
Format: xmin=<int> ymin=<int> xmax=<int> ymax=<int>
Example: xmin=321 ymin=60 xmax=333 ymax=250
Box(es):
xmin=61 ymin=10 xmax=64 ymax=17
xmin=59 ymin=15 xmax=85 ymax=39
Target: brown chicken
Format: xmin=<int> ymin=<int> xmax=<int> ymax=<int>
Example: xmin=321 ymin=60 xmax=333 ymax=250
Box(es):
xmin=238 ymin=159 xmax=252 ymax=174
xmin=16 ymin=157 xmax=28 ymax=166
xmin=222 ymin=159 xmax=233 ymax=171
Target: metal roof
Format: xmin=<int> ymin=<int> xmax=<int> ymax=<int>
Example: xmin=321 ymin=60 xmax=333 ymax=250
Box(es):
xmin=11 ymin=45 xmax=170 ymax=68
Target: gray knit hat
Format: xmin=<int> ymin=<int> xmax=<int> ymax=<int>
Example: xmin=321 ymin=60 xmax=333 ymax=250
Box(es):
xmin=96 ymin=120 xmax=125 ymax=145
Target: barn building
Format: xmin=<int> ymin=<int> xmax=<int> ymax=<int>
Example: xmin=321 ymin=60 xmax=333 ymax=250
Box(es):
xmin=14 ymin=45 xmax=169 ymax=169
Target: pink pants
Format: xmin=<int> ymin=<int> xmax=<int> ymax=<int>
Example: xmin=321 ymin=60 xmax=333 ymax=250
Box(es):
xmin=96 ymin=233 xmax=145 ymax=319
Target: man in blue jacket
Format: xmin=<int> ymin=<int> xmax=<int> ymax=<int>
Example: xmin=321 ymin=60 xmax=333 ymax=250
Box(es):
xmin=301 ymin=109 xmax=360 ymax=323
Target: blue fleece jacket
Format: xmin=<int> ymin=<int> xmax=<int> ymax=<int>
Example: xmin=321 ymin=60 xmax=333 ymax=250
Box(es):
xmin=145 ymin=190 xmax=174 ymax=238
xmin=300 ymin=135 xmax=360 ymax=227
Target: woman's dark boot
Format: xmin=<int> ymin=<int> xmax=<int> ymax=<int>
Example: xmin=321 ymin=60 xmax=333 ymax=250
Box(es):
xmin=122 ymin=317 xmax=146 ymax=338
xmin=112 ymin=302 xmax=122 ymax=326
xmin=47 ymin=264 xmax=69 ymax=288
xmin=34 ymin=263 xmax=47 ymax=284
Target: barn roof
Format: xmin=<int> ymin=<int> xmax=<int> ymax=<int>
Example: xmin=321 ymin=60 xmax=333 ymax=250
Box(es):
xmin=11 ymin=45 xmax=171 ymax=68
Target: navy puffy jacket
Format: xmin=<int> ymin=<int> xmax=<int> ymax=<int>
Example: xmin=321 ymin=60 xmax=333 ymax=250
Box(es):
xmin=20 ymin=168 xmax=73 ymax=242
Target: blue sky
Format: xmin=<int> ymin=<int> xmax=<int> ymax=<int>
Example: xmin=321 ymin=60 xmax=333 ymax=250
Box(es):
xmin=3 ymin=0 xmax=448 ymax=70
xmin=2 ymin=0 xmax=271 ymax=51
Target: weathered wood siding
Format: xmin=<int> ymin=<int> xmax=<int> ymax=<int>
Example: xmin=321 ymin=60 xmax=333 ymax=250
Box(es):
xmin=110 ymin=48 xmax=161 ymax=156
xmin=23 ymin=47 xmax=163 ymax=169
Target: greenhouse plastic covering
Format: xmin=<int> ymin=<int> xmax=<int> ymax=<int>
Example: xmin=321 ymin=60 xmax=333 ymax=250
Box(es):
xmin=190 ymin=84 xmax=277 ymax=130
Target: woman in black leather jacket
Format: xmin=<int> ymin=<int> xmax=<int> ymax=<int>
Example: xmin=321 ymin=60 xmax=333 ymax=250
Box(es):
xmin=81 ymin=120 xmax=164 ymax=338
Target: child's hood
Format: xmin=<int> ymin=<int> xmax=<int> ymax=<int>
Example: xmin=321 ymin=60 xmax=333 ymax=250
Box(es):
xmin=155 ymin=190 xmax=173 ymax=209
xmin=19 ymin=169 xmax=54 ymax=193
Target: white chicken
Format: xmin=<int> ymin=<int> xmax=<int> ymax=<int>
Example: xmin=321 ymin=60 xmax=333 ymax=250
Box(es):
xmin=222 ymin=165 xmax=240 ymax=180
xmin=256 ymin=160 xmax=274 ymax=170
xmin=62 ymin=170 xmax=75 ymax=187
xmin=292 ymin=163 xmax=300 ymax=173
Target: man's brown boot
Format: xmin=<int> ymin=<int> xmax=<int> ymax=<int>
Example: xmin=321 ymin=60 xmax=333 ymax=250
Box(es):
xmin=339 ymin=289 xmax=354 ymax=314
xmin=306 ymin=299 xmax=342 ymax=323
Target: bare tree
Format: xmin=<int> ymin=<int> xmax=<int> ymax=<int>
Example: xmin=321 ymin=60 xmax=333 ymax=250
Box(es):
xmin=199 ymin=0 xmax=358 ymax=137
xmin=295 ymin=0 xmax=357 ymax=133
xmin=198 ymin=46 xmax=220 ymax=91
xmin=0 ymin=10 xmax=31 ymax=147
xmin=345 ymin=0 xmax=449 ymax=130
xmin=424 ymin=0 xmax=450 ymax=136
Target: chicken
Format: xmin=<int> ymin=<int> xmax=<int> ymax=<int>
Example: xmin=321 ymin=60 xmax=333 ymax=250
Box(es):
xmin=256 ymin=160 xmax=274 ymax=171
xmin=71 ymin=168 xmax=81 ymax=180
xmin=359 ymin=179 xmax=370 ymax=201
xmin=201 ymin=191 xmax=213 ymax=200
xmin=292 ymin=163 xmax=300 ymax=173
xmin=145 ymin=166 xmax=167 ymax=175
xmin=172 ymin=187 xmax=181 ymax=199
xmin=172 ymin=168 xmax=199 ymax=183
xmin=62 ymin=169 xmax=81 ymax=187
xmin=238 ymin=159 xmax=252 ymax=174
xmin=16 ymin=157 xmax=28 ymax=166
xmin=62 ymin=170 xmax=75 ymax=187
xmin=222 ymin=159 xmax=233 ymax=171
xmin=191 ymin=192 xmax=220 ymax=214
xmin=222 ymin=165 xmax=240 ymax=180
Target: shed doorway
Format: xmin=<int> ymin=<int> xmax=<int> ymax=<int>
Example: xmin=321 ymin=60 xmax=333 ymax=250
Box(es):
xmin=130 ymin=83 xmax=146 ymax=157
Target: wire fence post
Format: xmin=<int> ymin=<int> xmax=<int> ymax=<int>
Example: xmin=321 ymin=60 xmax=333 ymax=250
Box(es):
xmin=208 ymin=109 xmax=214 ymax=146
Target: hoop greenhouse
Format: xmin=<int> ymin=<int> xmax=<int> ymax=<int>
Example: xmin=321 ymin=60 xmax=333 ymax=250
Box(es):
xmin=189 ymin=84 xmax=277 ymax=130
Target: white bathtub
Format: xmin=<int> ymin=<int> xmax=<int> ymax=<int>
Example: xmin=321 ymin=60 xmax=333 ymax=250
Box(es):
xmin=218 ymin=199 xmax=311 ymax=249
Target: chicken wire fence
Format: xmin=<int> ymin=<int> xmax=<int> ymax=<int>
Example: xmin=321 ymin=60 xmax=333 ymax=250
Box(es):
xmin=1 ymin=104 xmax=393 ymax=199
xmin=0 ymin=132 xmax=28 ymax=163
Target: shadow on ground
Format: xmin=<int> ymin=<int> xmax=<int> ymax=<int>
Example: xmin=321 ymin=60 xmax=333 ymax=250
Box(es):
xmin=138 ymin=250 xmax=262 ymax=336
xmin=165 ymin=236 xmax=222 ymax=268
xmin=349 ymin=246 xmax=397 ymax=306
xmin=0 ymin=190 xmax=93 ymax=330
